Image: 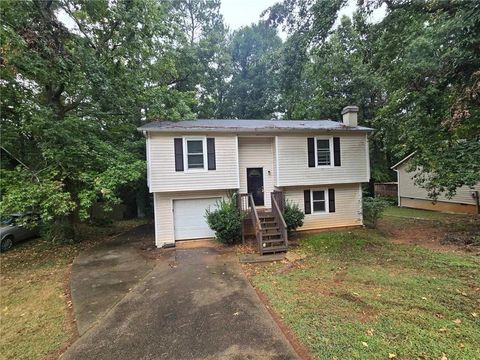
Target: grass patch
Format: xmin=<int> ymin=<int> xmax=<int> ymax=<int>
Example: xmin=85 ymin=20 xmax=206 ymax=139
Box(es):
xmin=251 ymin=229 xmax=480 ymax=359
xmin=383 ymin=206 xmax=464 ymax=220
xmin=0 ymin=219 xmax=145 ymax=360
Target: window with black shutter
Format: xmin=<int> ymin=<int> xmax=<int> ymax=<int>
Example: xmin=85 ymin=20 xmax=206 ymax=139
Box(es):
xmin=307 ymin=138 xmax=315 ymax=167
xmin=186 ymin=139 xmax=205 ymax=169
xmin=307 ymin=188 xmax=335 ymax=213
xmin=174 ymin=138 xmax=184 ymax=172
xmin=311 ymin=190 xmax=327 ymax=213
xmin=310 ymin=137 xmax=335 ymax=167
xmin=328 ymin=188 xmax=336 ymax=212
xmin=207 ymin=138 xmax=216 ymax=170
xmin=304 ymin=190 xmax=311 ymax=214
xmin=333 ymin=137 xmax=341 ymax=166
xmin=316 ymin=139 xmax=331 ymax=166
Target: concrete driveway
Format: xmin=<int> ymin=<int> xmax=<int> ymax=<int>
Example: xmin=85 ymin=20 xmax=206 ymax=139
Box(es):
xmin=62 ymin=225 xmax=298 ymax=360
xmin=70 ymin=224 xmax=157 ymax=335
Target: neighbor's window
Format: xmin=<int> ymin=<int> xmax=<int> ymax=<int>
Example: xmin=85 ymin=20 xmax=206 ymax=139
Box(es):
xmin=316 ymin=138 xmax=331 ymax=166
xmin=312 ymin=190 xmax=327 ymax=213
xmin=186 ymin=139 xmax=205 ymax=169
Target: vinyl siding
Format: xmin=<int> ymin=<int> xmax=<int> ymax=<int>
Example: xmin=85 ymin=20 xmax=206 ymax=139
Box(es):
xmin=397 ymin=163 xmax=480 ymax=205
xmin=146 ymin=134 xmax=151 ymax=188
xmin=149 ymin=133 xmax=239 ymax=192
xmin=273 ymin=136 xmax=279 ymax=187
xmin=153 ymin=190 xmax=228 ymax=247
xmin=284 ymin=183 xmax=363 ymax=230
xmin=276 ymin=133 xmax=369 ymax=186
xmin=399 ymin=198 xmax=478 ymax=214
xmin=238 ymin=137 xmax=275 ymax=208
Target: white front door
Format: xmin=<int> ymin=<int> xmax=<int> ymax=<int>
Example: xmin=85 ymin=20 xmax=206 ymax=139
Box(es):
xmin=173 ymin=198 xmax=220 ymax=240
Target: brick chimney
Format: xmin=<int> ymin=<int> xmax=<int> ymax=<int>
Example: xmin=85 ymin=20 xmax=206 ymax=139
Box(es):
xmin=341 ymin=106 xmax=359 ymax=127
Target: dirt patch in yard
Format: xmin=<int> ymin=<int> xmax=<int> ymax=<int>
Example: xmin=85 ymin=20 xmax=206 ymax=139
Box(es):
xmin=379 ymin=218 xmax=447 ymax=249
xmin=378 ymin=215 xmax=480 ymax=253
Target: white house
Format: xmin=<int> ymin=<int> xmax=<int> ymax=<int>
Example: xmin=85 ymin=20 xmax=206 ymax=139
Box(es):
xmin=392 ymin=154 xmax=480 ymax=215
xmin=139 ymin=106 xmax=373 ymax=253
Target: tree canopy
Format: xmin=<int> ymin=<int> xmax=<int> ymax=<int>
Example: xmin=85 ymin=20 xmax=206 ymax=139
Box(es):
xmin=225 ymin=22 xmax=283 ymax=119
xmin=1 ymin=0 xmax=197 ymax=239
xmin=1 ymin=0 xmax=479 ymax=240
xmin=264 ymin=0 xmax=480 ymax=196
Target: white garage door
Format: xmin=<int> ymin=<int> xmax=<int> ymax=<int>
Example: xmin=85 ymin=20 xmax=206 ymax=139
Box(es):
xmin=173 ymin=198 xmax=220 ymax=240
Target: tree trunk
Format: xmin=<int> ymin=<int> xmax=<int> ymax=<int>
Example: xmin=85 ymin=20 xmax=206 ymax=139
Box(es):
xmin=136 ymin=184 xmax=147 ymax=219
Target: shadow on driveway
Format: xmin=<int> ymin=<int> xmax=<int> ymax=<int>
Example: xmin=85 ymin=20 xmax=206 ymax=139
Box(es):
xmin=63 ymin=225 xmax=298 ymax=359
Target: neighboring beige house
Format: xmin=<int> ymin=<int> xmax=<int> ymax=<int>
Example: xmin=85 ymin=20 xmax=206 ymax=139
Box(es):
xmin=139 ymin=106 xmax=372 ymax=253
xmin=392 ymin=154 xmax=480 ymax=215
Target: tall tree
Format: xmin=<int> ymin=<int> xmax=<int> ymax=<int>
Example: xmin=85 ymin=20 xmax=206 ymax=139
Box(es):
xmin=302 ymin=14 xmax=389 ymax=181
xmin=173 ymin=0 xmax=231 ymax=118
xmin=279 ymin=14 xmax=382 ymax=121
xmin=0 ymin=0 xmax=195 ymax=239
xmin=264 ymin=0 xmax=347 ymax=119
xmin=265 ymin=0 xmax=480 ymax=195
xmin=364 ymin=0 xmax=480 ymax=197
xmin=225 ymin=22 xmax=283 ymax=119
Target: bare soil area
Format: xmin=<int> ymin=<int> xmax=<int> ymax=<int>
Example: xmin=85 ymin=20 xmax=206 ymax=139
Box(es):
xmin=378 ymin=212 xmax=479 ymax=253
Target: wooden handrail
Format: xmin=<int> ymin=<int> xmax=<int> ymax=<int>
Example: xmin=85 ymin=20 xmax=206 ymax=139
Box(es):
xmin=271 ymin=192 xmax=288 ymax=251
xmin=249 ymin=194 xmax=263 ymax=253
xmin=238 ymin=192 xmax=263 ymax=231
xmin=238 ymin=192 xmax=263 ymax=250
xmin=271 ymin=195 xmax=287 ymax=228
xmin=248 ymin=193 xmax=263 ymax=231
xmin=272 ymin=190 xmax=285 ymax=214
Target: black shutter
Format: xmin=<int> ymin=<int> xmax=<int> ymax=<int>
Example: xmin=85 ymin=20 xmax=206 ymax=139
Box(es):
xmin=207 ymin=138 xmax=216 ymax=170
xmin=304 ymin=190 xmax=311 ymax=214
xmin=174 ymin=138 xmax=184 ymax=172
xmin=328 ymin=188 xmax=335 ymax=213
xmin=307 ymin=138 xmax=315 ymax=167
xmin=333 ymin=137 xmax=341 ymax=166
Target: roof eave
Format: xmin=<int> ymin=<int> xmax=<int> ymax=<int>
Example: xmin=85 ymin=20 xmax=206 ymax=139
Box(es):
xmin=391 ymin=152 xmax=416 ymax=170
xmin=136 ymin=126 xmax=374 ymax=133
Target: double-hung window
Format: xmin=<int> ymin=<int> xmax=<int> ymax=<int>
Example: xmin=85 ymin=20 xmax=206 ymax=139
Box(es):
xmin=185 ymin=138 xmax=205 ymax=170
xmin=316 ymin=137 xmax=332 ymax=166
xmin=312 ymin=190 xmax=328 ymax=213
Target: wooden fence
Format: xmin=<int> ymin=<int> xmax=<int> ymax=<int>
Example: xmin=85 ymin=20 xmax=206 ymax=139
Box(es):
xmin=374 ymin=182 xmax=398 ymax=197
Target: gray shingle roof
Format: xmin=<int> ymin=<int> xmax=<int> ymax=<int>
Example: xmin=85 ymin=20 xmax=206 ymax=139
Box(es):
xmin=138 ymin=119 xmax=373 ymax=133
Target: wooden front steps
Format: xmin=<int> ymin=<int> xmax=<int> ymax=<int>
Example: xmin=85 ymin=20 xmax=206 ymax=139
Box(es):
xmin=238 ymin=192 xmax=288 ymax=255
xmin=258 ymin=211 xmax=288 ymax=254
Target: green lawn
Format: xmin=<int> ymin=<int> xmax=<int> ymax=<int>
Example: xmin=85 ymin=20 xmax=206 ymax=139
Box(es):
xmin=0 ymin=219 xmax=145 ymax=360
xmin=383 ymin=206 xmax=465 ymax=220
xmin=250 ymin=228 xmax=480 ymax=359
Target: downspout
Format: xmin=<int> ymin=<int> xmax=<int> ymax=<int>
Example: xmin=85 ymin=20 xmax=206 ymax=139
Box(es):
xmin=394 ymin=169 xmax=401 ymax=207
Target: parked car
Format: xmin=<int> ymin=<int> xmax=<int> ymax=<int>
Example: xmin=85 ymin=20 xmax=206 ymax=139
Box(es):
xmin=0 ymin=214 xmax=39 ymax=252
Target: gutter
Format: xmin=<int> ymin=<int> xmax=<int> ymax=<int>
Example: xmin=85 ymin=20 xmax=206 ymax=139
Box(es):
xmin=136 ymin=127 xmax=374 ymax=134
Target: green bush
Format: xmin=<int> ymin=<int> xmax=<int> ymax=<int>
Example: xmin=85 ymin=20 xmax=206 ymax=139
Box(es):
xmin=377 ymin=195 xmax=398 ymax=206
xmin=205 ymin=193 xmax=243 ymax=245
xmin=363 ymin=197 xmax=389 ymax=228
xmin=283 ymin=200 xmax=304 ymax=236
xmin=89 ymin=217 xmax=114 ymax=227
